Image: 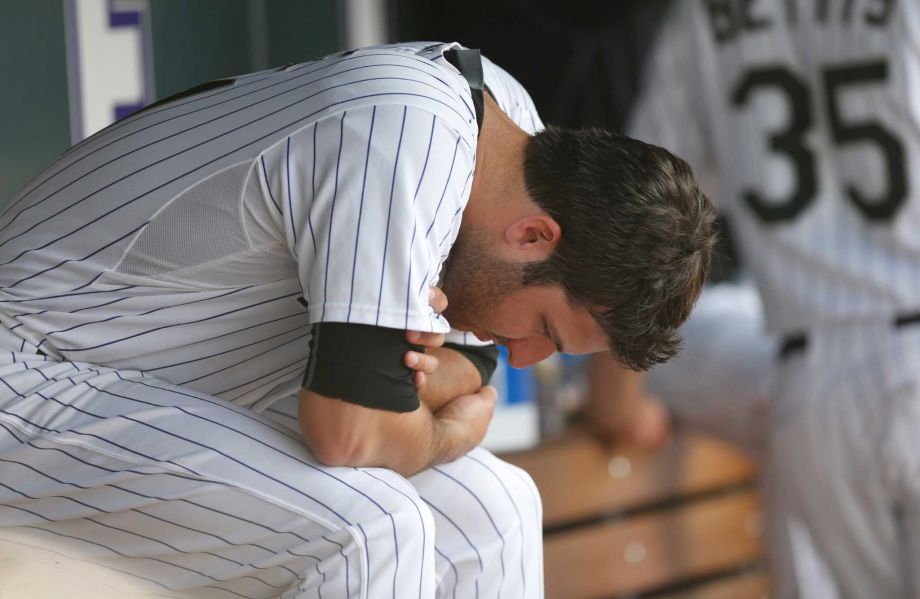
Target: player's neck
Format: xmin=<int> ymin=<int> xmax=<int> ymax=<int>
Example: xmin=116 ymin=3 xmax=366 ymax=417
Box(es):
xmin=466 ymin=96 xmax=533 ymax=235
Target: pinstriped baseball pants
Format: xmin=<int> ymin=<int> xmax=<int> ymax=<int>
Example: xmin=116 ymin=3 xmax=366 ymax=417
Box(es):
xmin=642 ymin=284 xmax=920 ymax=597
xmin=0 ymin=349 xmax=543 ymax=598
xmin=764 ymin=322 xmax=920 ymax=599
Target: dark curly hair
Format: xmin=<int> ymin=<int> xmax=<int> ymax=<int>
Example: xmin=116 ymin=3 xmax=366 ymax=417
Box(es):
xmin=522 ymin=126 xmax=717 ymax=371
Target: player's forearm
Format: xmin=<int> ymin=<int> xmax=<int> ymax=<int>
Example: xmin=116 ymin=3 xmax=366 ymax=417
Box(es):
xmin=417 ymin=346 xmax=484 ymax=412
xmin=586 ymin=354 xmax=646 ymax=423
xmin=341 ymin=402 xmax=472 ymax=476
xmin=584 ymin=353 xmax=673 ymax=449
xmin=299 ymin=388 xmax=490 ymax=477
xmin=588 ymin=353 xmax=646 ymax=405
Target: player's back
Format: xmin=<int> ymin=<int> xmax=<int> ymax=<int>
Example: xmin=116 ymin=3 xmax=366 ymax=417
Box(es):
xmin=0 ymin=43 xmax=480 ymax=408
xmin=0 ymin=43 xmax=477 ymax=291
xmin=634 ymin=0 xmax=920 ymax=334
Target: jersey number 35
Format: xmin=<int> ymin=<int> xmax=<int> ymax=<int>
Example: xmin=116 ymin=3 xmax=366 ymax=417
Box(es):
xmin=731 ymin=60 xmax=907 ymax=224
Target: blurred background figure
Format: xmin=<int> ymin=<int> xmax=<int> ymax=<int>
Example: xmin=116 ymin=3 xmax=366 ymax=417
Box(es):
xmin=587 ymin=0 xmax=920 ymax=597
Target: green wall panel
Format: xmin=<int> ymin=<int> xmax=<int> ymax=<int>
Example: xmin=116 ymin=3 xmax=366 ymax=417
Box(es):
xmin=149 ymin=0 xmax=254 ymax=100
xmin=149 ymin=0 xmax=341 ymax=102
xmin=265 ymin=0 xmax=339 ymax=67
xmin=0 ymin=0 xmax=343 ymax=209
xmin=0 ymin=0 xmax=71 ymax=206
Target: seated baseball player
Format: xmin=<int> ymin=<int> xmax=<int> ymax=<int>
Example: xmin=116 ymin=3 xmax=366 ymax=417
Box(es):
xmin=0 ymin=42 xmax=715 ymax=597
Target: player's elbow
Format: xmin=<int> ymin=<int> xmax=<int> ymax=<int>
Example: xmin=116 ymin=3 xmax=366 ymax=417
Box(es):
xmin=308 ymin=437 xmax=357 ymax=468
xmin=298 ymin=388 xmax=397 ymax=468
xmin=299 ymin=411 xmax=367 ymax=467
xmin=298 ymin=388 xmax=431 ymax=474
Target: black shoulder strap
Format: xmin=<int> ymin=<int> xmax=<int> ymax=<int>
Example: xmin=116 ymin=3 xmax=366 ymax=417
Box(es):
xmin=443 ymin=48 xmax=485 ymax=132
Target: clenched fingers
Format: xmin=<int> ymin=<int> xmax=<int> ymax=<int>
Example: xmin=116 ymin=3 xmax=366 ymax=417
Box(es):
xmin=405 ymin=350 xmax=439 ymax=374
xmin=406 ymin=330 xmax=445 ymax=348
xmin=428 ymin=286 xmax=448 ymax=314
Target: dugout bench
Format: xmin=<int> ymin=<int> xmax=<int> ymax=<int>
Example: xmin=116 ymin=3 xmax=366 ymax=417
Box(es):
xmin=501 ymin=429 xmax=769 ymax=599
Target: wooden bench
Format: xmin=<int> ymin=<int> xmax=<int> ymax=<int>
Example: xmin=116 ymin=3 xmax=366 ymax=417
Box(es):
xmin=501 ymin=429 xmax=769 ymax=598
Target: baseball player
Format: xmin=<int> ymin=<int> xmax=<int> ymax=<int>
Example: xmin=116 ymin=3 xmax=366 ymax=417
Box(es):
xmin=611 ymin=1 xmax=920 ymax=596
xmin=0 ymin=41 xmax=715 ymax=597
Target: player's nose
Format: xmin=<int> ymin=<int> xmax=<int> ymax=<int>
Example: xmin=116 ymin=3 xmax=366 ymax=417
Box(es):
xmin=505 ymin=337 xmax=555 ymax=368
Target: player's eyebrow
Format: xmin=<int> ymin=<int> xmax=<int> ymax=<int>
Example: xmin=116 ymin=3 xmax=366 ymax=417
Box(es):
xmin=545 ymin=319 xmax=565 ymax=354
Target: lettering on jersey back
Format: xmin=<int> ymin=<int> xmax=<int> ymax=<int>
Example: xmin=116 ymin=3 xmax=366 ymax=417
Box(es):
xmin=704 ymin=0 xmax=896 ymax=44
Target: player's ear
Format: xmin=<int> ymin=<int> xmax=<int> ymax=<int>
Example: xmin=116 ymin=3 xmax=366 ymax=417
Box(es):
xmin=503 ymin=214 xmax=560 ymax=261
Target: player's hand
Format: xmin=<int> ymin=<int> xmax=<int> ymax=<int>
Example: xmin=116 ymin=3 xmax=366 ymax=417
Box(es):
xmin=405 ymin=286 xmax=448 ymax=389
xmin=433 ymin=385 xmax=497 ymax=461
xmin=404 ymin=348 xmax=440 ymax=390
xmin=584 ymin=392 xmax=673 ymax=451
xmin=427 ymin=285 xmax=448 ymax=314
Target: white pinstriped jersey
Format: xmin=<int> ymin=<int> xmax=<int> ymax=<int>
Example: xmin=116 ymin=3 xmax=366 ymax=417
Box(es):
xmin=629 ymin=0 xmax=920 ymax=335
xmin=0 ymin=42 xmax=542 ymax=410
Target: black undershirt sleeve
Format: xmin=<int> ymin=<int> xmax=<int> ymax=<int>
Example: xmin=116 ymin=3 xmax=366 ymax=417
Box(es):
xmin=303 ymin=322 xmax=423 ymax=413
xmin=302 ymin=323 xmax=500 ymax=412
xmin=442 ymin=342 xmax=500 ymax=385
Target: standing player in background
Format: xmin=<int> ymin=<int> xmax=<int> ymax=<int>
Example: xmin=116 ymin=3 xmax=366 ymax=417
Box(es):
xmin=592 ymin=1 xmax=919 ymax=596
xmin=0 ymin=41 xmax=715 ymax=597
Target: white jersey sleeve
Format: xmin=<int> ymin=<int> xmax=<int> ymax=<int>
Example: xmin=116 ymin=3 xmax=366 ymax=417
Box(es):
xmin=260 ymin=103 xmax=475 ymax=335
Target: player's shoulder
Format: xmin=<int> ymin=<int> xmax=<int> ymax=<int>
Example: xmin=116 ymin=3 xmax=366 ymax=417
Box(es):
xmin=311 ymin=42 xmax=483 ymax=139
xmin=369 ymin=41 xmax=543 ymax=134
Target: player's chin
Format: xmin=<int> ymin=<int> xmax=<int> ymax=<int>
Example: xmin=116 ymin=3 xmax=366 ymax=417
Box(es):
xmin=441 ymin=312 xmax=471 ymax=334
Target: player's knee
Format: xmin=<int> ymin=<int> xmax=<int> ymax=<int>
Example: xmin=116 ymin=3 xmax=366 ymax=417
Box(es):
xmin=392 ymin=485 xmax=436 ymax=541
xmin=459 ymin=451 xmax=544 ymax=540
xmin=363 ymin=468 xmax=436 ymax=547
xmin=493 ymin=460 xmax=543 ymax=539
